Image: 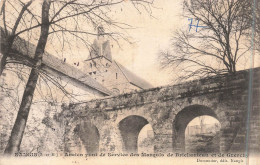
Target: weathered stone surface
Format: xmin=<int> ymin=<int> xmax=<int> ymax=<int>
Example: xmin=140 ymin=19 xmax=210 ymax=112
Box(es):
xmin=58 ymin=68 xmax=260 ymax=154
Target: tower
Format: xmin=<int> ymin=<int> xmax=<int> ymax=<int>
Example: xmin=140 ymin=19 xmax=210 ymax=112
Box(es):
xmin=84 ymin=26 xmax=112 ymax=82
xmin=83 ymin=26 xmax=153 ymax=94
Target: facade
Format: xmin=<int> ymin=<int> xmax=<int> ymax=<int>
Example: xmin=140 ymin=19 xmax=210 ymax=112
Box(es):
xmin=84 ymin=27 xmax=153 ymax=94
xmin=0 ymin=29 xmax=111 ymax=154
xmin=0 ymin=27 xmax=153 ymax=154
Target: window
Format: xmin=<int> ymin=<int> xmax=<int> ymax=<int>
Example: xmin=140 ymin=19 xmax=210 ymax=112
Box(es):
xmin=90 ymin=63 xmax=92 ymax=68
xmin=116 ymin=73 xmax=118 ymax=79
xmin=93 ymin=71 xmax=96 ymax=74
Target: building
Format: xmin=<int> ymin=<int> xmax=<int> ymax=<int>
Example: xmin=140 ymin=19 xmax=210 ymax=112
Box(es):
xmin=0 ymin=26 xmax=153 ymax=154
xmin=83 ymin=26 xmax=153 ymax=94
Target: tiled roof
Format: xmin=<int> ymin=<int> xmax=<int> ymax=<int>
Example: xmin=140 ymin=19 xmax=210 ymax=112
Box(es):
xmin=114 ymin=61 xmax=153 ymax=89
xmin=0 ymin=29 xmax=112 ymax=96
xmin=42 ymin=52 xmax=112 ymax=95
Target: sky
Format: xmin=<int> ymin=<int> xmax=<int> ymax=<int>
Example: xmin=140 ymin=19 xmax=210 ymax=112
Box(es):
xmin=43 ymin=0 xmax=185 ymax=87
xmin=110 ymin=0 xmax=260 ymax=87
xmin=1 ymin=0 xmax=184 ymax=87
xmin=109 ymin=0 xmax=184 ymax=87
xmin=3 ymin=0 xmax=258 ymax=87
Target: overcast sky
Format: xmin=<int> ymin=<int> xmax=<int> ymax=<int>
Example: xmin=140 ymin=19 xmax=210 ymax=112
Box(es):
xmin=9 ymin=0 xmax=257 ymax=87
xmin=110 ymin=0 xmax=184 ymax=87
xmin=114 ymin=0 xmax=260 ymax=87
xmin=46 ymin=0 xmax=185 ymax=87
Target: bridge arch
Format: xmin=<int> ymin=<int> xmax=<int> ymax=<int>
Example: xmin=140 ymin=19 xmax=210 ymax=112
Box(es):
xmin=173 ymin=104 xmax=220 ymax=152
xmin=78 ymin=121 xmax=100 ymax=154
xmin=119 ymin=115 xmax=153 ymax=153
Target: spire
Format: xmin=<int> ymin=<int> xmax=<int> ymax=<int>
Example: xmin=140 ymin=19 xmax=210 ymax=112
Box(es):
xmin=85 ymin=25 xmax=112 ymax=61
xmin=97 ymin=26 xmax=105 ymax=36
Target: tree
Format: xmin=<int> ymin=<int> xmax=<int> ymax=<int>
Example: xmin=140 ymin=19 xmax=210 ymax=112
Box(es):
xmin=4 ymin=0 xmax=51 ymax=154
xmin=2 ymin=0 xmax=154 ymax=155
xmin=254 ymin=0 xmax=260 ymax=53
xmin=0 ymin=0 xmax=35 ymax=76
xmin=159 ymin=0 xmax=258 ymax=81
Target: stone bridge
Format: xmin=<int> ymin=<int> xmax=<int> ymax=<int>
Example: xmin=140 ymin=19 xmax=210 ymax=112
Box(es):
xmin=59 ymin=68 xmax=260 ymax=154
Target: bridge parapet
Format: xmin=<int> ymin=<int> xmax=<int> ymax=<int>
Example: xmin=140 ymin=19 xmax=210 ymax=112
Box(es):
xmin=66 ymin=68 xmax=255 ymax=112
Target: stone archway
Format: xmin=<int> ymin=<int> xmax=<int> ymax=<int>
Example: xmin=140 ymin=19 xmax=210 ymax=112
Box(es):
xmin=78 ymin=121 xmax=100 ymax=154
xmin=138 ymin=124 xmax=154 ymax=153
xmin=185 ymin=115 xmax=221 ymax=152
xmin=173 ymin=105 xmax=220 ymax=152
xmin=119 ymin=115 xmax=151 ymax=153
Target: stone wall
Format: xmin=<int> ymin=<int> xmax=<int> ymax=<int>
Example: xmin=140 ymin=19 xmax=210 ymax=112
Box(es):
xmin=58 ymin=68 xmax=260 ymax=154
xmin=84 ymin=57 xmax=142 ymax=94
xmin=0 ymin=63 xmax=106 ymax=155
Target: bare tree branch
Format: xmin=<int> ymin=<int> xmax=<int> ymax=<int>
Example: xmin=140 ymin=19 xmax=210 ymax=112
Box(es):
xmin=159 ymin=0 xmax=253 ymax=82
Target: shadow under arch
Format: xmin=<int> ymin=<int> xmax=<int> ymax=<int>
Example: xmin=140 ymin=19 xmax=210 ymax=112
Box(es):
xmin=173 ymin=104 xmax=219 ymax=152
xmin=119 ymin=115 xmax=149 ymax=153
xmin=78 ymin=121 xmax=100 ymax=154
